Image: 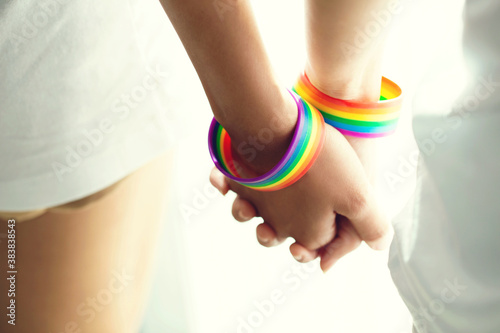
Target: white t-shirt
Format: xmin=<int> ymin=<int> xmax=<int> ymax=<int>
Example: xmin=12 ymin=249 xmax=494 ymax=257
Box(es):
xmin=389 ymin=0 xmax=500 ymax=332
xmin=390 ymin=111 xmax=500 ymax=333
xmin=0 ymin=0 xmax=177 ymax=210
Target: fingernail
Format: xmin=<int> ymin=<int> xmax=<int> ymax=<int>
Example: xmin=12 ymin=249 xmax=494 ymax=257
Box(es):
xmin=260 ymin=238 xmax=270 ymax=244
xmin=293 ymin=255 xmax=302 ymax=262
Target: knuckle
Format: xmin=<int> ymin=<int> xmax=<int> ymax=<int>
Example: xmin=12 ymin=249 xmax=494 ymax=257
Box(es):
xmin=346 ymin=191 xmax=370 ymax=218
xmin=296 ymin=228 xmax=333 ymax=251
xmin=363 ymin=227 xmax=388 ymax=244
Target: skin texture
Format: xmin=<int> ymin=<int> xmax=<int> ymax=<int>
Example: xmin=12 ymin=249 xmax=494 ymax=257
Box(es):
xmin=0 ymin=2 xmax=398 ymax=332
xmin=161 ymin=0 xmax=396 ymax=271
xmin=0 ymin=153 xmax=172 ymax=333
xmin=208 ymin=0 xmax=399 ymax=271
xmin=210 ymin=122 xmax=392 ymax=272
xmin=160 ymin=0 xmax=297 ymax=170
xmin=231 ymin=126 xmax=388 ymax=249
xmin=285 ymin=0 xmax=397 ymax=269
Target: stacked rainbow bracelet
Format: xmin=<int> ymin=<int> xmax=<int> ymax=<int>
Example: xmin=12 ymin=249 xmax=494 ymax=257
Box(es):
xmin=293 ymin=72 xmax=403 ymax=138
xmin=208 ymin=91 xmax=325 ymax=192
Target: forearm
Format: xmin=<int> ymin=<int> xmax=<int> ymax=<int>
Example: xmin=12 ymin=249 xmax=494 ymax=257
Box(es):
xmin=305 ymin=0 xmax=399 ymax=101
xmin=159 ymin=0 xmax=296 ymax=149
xmin=305 ymin=0 xmax=400 ymax=180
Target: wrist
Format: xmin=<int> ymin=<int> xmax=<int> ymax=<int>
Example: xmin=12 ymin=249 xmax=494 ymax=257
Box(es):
xmin=209 ymin=91 xmax=326 ymax=191
xmin=220 ymin=88 xmax=299 ymax=174
xmin=215 ymin=86 xmax=297 ymax=138
xmin=304 ymin=61 xmax=382 ymax=103
xmin=299 ymin=64 xmax=393 ymax=184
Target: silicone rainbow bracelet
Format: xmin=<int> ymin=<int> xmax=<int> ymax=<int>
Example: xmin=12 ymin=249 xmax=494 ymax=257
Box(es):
xmin=293 ymin=72 xmax=403 ymax=138
xmin=208 ymin=91 xmax=325 ymax=192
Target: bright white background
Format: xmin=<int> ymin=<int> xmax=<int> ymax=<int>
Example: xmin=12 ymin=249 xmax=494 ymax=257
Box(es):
xmin=141 ymin=0 xmax=467 ymax=332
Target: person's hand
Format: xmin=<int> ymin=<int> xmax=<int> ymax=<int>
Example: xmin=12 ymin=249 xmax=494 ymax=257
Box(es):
xmin=210 ymin=124 xmax=393 ymax=272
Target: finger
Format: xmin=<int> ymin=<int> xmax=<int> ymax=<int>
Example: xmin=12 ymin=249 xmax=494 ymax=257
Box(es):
xmin=319 ymin=218 xmax=362 ymax=273
xmin=289 ymin=242 xmax=319 ymax=263
xmin=256 ymin=223 xmax=285 ymax=247
xmin=231 ymin=196 xmax=257 ymax=222
xmin=336 ymin=192 xmax=393 ymax=251
xmin=209 ymin=167 xmax=229 ymax=195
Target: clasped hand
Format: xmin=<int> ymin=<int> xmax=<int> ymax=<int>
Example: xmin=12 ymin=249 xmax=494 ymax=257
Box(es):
xmin=209 ymin=111 xmax=393 ymax=273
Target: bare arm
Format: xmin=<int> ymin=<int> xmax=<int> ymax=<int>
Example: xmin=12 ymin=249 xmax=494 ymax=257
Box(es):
xmin=305 ymin=0 xmax=397 ymax=100
xmin=162 ymin=0 xmax=394 ymax=269
xmin=305 ymin=0 xmax=400 ymax=179
xmin=210 ymin=0 xmax=399 ymax=270
xmin=159 ymin=0 xmax=297 ymax=168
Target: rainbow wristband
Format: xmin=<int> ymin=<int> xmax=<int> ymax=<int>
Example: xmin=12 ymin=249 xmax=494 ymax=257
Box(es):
xmin=208 ymin=91 xmax=325 ymax=192
xmin=293 ymin=72 xmax=403 ymax=138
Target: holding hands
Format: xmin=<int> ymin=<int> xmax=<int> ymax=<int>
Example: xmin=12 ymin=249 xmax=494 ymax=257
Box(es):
xmin=162 ymin=0 xmax=400 ymax=272
xmin=209 ymin=88 xmax=394 ymax=273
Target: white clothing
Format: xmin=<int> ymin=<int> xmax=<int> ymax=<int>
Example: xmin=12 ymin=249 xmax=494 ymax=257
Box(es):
xmin=0 ymin=0 xmax=176 ymax=210
xmin=389 ymin=0 xmax=500 ymax=332
xmin=390 ymin=111 xmax=500 ymax=333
